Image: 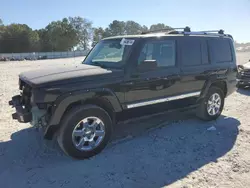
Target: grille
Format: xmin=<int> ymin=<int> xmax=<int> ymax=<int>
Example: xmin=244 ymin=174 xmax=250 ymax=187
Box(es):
xmin=241 ymin=70 xmax=250 ymax=78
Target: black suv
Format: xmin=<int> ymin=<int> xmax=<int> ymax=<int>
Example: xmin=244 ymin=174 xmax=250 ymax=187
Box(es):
xmin=9 ymin=27 xmax=237 ymax=159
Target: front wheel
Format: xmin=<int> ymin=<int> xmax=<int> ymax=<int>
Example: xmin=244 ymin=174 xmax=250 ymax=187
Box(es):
xmin=196 ymin=87 xmax=225 ymax=121
xmin=57 ymin=105 xmax=113 ymax=159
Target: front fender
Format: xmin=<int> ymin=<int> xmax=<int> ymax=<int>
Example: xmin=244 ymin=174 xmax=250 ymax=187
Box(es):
xmin=48 ymin=88 xmax=123 ymax=126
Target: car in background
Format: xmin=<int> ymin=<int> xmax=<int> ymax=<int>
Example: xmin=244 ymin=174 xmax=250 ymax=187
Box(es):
xmin=237 ymin=60 xmax=250 ymax=88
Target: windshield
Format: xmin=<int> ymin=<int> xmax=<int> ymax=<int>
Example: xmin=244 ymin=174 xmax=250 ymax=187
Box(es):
xmin=83 ymin=38 xmax=134 ymax=68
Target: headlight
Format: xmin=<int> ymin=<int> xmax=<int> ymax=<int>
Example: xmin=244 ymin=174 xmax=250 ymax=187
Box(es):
xmin=237 ymin=65 xmax=244 ymax=73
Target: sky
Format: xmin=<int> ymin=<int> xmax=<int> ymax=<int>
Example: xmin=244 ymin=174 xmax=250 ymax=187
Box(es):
xmin=1 ymin=0 xmax=250 ymax=43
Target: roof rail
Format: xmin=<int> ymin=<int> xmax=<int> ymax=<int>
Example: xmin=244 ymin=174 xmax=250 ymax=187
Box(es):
xmin=179 ymin=29 xmax=232 ymax=38
xmin=141 ymin=26 xmax=190 ymax=34
xmin=141 ymin=27 xmax=231 ymax=38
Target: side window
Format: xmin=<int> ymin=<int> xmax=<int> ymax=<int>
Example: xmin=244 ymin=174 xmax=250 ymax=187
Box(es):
xmin=180 ymin=38 xmax=202 ymax=66
xmin=138 ymin=40 xmax=176 ymax=67
xmin=208 ymin=38 xmax=232 ymax=63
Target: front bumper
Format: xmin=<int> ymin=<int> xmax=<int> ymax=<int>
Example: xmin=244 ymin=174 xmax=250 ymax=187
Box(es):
xmin=236 ymin=78 xmax=250 ymax=86
xmin=9 ymin=95 xmax=32 ymax=123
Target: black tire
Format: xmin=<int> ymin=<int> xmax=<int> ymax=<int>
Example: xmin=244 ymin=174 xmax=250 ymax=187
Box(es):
xmin=57 ymin=105 xmax=113 ymax=159
xmin=196 ymin=86 xmax=225 ymax=121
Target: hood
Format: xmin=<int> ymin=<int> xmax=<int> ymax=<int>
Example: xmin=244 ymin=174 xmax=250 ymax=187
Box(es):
xmin=242 ymin=62 xmax=250 ymax=70
xmin=19 ymin=64 xmax=122 ymax=88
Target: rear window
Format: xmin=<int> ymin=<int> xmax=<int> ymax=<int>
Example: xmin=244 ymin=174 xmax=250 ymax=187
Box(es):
xmin=208 ymin=38 xmax=232 ymax=63
xmin=180 ymin=38 xmax=202 ymax=66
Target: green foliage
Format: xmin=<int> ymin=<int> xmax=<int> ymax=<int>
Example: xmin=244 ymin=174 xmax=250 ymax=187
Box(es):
xmin=125 ymin=21 xmax=144 ymax=35
xmin=0 ymin=24 xmax=40 ymax=53
xmin=37 ymin=28 xmax=52 ymax=52
xmin=45 ymin=18 xmax=78 ymax=51
xmin=92 ymin=21 xmax=151 ymax=44
xmin=106 ymin=20 xmax=126 ymax=36
xmin=92 ymin=21 xmax=172 ymax=44
xmin=0 ymin=17 xmax=172 ymax=52
xmin=150 ymin=23 xmax=172 ymax=31
xmin=69 ymin=17 xmax=93 ymax=50
xmin=92 ymin=27 xmax=105 ymax=47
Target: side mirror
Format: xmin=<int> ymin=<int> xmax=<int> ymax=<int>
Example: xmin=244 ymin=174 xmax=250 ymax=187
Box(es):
xmin=137 ymin=60 xmax=157 ymax=72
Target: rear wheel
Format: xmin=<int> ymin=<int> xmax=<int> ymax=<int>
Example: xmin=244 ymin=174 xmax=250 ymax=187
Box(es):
xmin=196 ymin=87 xmax=224 ymax=121
xmin=57 ymin=105 xmax=113 ymax=159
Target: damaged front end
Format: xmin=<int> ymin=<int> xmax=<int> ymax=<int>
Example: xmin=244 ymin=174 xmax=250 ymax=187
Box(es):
xmin=237 ymin=63 xmax=250 ymax=86
xmin=9 ymin=79 xmax=50 ymax=129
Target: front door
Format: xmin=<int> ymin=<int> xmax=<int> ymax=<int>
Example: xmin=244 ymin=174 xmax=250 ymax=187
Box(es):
xmin=123 ymin=38 xmax=182 ymax=109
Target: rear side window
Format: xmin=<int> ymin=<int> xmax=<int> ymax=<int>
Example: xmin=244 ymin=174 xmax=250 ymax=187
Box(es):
xmin=180 ymin=38 xmax=202 ymax=66
xmin=208 ymin=38 xmax=232 ymax=63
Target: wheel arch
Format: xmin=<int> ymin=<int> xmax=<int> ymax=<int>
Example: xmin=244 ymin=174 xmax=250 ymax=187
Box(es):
xmin=44 ymin=89 xmax=122 ymax=139
xmin=199 ymin=79 xmax=228 ymax=100
xmin=210 ymin=81 xmax=227 ymax=96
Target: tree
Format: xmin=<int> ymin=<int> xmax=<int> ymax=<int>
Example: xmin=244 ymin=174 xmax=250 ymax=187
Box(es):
xmin=69 ymin=16 xmax=93 ymax=50
xmin=105 ymin=20 xmax=126 ymax=37
xmin=125 ymin=21 xmax=143 ymax=35
xmin=91 ymin=20 xmax=146 ymax=47
xmin=44 ymin=18 xmax=78 ymax=51
xmin=0 ymin=22 xmax=5 ymax=52
xmin=141 ymin=25 xmax=149 ymax=33
xmin=150 ymin=23 xmax=172 ymax=31
xmin=0 ymin=24 xmax=40 ymax=53
xmin=0 ymin=17 xmax=175 ymax=52
xmin=29 ymin=30 xmax=40 ymax=52
xmin=92 ymin=27 xmax=105 ymax=47
xmin=37 ymin=29 xmax=52 ymax=52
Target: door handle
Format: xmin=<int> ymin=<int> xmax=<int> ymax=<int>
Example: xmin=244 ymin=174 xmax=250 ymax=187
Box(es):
xmin=123 ymin=82 xmax=134 ymax=86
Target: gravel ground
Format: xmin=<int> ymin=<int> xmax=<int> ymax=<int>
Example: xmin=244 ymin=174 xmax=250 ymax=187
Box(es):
xmin=0 ymin=53 xmax=250 ymax=188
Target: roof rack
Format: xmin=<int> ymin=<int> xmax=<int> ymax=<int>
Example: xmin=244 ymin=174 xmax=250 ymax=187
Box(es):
xmin=141 ymin=27 xmax=191 ymax=34
xmin=142 ymin=26 xmax=232 ymax=38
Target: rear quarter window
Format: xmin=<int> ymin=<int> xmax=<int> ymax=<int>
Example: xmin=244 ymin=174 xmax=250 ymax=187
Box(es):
xmin=208 ymin=38 xmax=232 ymax=63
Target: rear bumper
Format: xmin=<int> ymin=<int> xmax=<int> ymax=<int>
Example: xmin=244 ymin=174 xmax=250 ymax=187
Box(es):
xmin=9 ymin=95 xmax=32 ymax=123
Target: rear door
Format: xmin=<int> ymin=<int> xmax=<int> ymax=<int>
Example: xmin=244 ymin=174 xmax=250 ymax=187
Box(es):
xmin=178 ymin=37 xmax=211 ymax=95
xmin=123 ymin=38 xmax=182 ymax=109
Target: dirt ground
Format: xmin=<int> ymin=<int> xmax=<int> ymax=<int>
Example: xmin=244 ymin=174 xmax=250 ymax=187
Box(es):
xmin=0 ymin=52 xmax=250 ymax=188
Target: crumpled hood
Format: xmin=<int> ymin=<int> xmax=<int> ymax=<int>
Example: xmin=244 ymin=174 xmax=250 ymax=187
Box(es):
xmin=242 ymin=62 xmax=250 ymax=69
xmin=19 ymin=64 xmax=121 ymax=88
